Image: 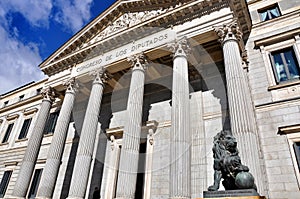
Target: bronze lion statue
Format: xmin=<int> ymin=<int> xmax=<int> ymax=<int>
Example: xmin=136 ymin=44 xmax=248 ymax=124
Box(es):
xmin=208 ymin=130 xmax=257 ymax=191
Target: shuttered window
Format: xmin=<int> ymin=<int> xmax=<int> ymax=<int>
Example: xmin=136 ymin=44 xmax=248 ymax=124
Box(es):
xmin=18 ymin=118 xmax=32 ymax=139
xmin=2 ymin=123 xmax=14 ymax=143
xmin=28 ymin=169 xmax=42 ymax=198
xmin=44 ymin=112 xmax=59 ymax=134
xmin=0 ymin=170 xmax=12 ymax=198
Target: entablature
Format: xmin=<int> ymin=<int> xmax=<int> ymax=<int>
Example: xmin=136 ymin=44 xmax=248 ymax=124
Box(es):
xmin=40 ymin=0 xmax=251 ymax=77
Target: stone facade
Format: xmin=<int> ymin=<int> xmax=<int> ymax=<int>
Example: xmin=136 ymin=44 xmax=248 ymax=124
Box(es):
xmin=0 ymin=0 xmax=299 ymax=199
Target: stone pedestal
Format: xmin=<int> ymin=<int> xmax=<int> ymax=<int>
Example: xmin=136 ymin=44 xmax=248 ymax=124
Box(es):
xmin=202 ymin=189 xmax=266 ymax=199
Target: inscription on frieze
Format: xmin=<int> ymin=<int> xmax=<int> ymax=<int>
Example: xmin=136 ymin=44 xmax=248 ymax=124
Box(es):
xmin=72 ymin=30 xmax=176 ymax=76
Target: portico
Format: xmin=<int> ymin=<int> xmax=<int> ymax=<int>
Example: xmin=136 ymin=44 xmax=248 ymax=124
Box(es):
xmin=8 ymin=1 xmax=263 ymax=199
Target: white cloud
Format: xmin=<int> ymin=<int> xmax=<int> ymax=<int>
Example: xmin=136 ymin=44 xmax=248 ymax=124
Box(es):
xmin=0 ymin=25 xmax=45 ymax=94
xmin=0 ymin=0 xmax=53 ymax=27
xmin=54 ymin=0 xmax=93 ymax=33
xmin=0 ymin=0 xmax=51 ymax=94
xmin=0 ymin=0 xmax=95 ymax=94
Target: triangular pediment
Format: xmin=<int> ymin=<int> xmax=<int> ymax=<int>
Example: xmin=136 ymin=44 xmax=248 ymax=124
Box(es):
xmin=40 ymin=0 xmax=251 ymax=76
xmin=40 ymin=0 xmax=182 ymax=74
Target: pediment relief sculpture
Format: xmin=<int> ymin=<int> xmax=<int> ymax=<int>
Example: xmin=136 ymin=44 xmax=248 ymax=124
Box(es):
xmin=81 ymin=9 xmax=169 ymax=49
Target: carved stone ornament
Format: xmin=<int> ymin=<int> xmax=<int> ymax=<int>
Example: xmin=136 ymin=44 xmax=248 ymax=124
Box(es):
xmin=148 ymin=129 xmax=154 ymax=145
xmin=89 ymin=67 xmax=111 ymax=85
xmin=87 ymin=10 xmax=170 ymax=47
xmin=110 ymin=135 xmax=116 ymax=151
xmin=167 ymin=37 xmax=191 ymax=57
xmin=214 ymin=20 xmax=243 ymax=45
xmin=127 ymin=53 xmax=148 ymax=71
xmin=63 ymin=77 xmax=78 ymax=93
xmin=41 ymin=86 xmax=56 ymax=102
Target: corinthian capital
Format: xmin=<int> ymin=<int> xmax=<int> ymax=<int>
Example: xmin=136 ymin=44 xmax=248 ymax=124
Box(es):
xmin=214 ymin=20 xmax=243 ymax=44
xmin=127 ymin=53 xmax=148 ymax=71
xmin=168 ymin=37 xmax=191 ymax=58
xmin=41 ymin=86 xmax=56 ymax=102
xmin=89 ymin=67 xmax=111 ymax=85
xmin=63 ymin=77 xmax=78 ymax=93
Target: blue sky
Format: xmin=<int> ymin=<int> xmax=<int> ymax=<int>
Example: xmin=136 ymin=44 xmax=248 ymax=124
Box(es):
xmin=0 ymin=0 xmax=116 ymax=94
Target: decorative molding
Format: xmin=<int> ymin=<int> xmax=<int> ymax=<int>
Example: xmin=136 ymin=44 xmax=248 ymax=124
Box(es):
xmin=110 ymin=135 xmax=116 ymax=151
xmin=127 ymin=53 xmax=149 ymax=71
xmin=106 ymin=120 xmax=158 ymax=140
xmin=214 ymin=19 xmax=247 ymax=63
xmin=6 ymin=113 xmax=20 ymax=121
xmin=214 ymin=20 xmax=243 ymax=44
xmin=41 ymin=0 xmax=252 ymax=77
xmin=63 ymin=77 xmax=78 ymax=93
xmin=41 ymin=86 xmax=56 ymax=102
xmin=89 ymin=67 xmax=111 ymax=85
xmin=168 ymin=37 xmax=191 ymax=57
xmin=4 ymin=161 xmax=18 ymax=167
xmin=278 ymin=124 xmax=300 ymax=135
xmin=23 ymin=107 xmax=39 ymax=116
xmin=87 ymin=10 xmax=169 ymax=47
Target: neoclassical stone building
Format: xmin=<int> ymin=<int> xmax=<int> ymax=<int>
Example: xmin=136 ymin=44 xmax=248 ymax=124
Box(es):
xmin=0 ymin=0 xmax=300 ymax=198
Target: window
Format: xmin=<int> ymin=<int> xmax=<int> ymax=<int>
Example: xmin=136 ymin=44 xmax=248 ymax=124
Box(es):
xmin=259 ymin=4 xmax=281 ymax=21
xmin=36 ymin=88 xmax=41 ymax=95
xmin=18 ymin=118 xmax=32 ymax=139
xmin=28 ymin=169 xmax=42 ymax=198
xmin=270 ymin=47 xmax=300 ymax=83
xmin=0 ymin=170 xmax=12 ymax=198
xmin=2 ymin=123 xmax=14 ymax=143
xmin=293 ymin=142 xmax=300 ymax=172
xmin=19 ymin=95 xmax=25 ymax=101
xmin=43 ymin=112 xmax=59 ymax=134
xmin=3 ymin=101 xmax=8 ymax=107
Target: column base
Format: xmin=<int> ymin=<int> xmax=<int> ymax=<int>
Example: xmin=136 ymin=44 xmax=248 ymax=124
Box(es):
xmin=35 ymin=197 xmax=52 ymax=199
xmin=169 ymin=197 xmax=190 ymax=199
xmin=66 ymin=197 xmax=84 ymax=199
xmin=115 ymin=198 xmax=134 ymax=199
xmin=4 ymin=196 xmax=25 ymax=199
xmin=197 ymin=197 xmax=266 ymax=199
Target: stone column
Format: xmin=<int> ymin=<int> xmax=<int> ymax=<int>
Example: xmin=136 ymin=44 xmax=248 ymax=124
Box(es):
xmin=12 ymin=87 xmax=56 ymax=198
xmin=37 ymin=78 xmax=77 ymax=199
xmin=169 ymin=38 xmax=191 ymax=199
xmin=214 ymin=21 xmax=264 ymax=192
xmin=115 ymin=54 xmax=148 ymax=199
xmin=67 ymin=68 xmax=108 ymax=199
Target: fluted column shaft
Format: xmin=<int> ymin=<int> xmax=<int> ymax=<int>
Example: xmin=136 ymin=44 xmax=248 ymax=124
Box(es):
xmin=12 ymin=87 xmax=55 ymax=198
xmin=37 ymin=78 xmax=77 ymax=199
xmin=116 ymin=54 xmax=147 ymax=199
xmin=67 ymin=69 xmax=107 ymax=199
xmin=170 ymin=39 xmax=191 ymax=199
xmin=215 ymin=21 xmax=263 ymax=192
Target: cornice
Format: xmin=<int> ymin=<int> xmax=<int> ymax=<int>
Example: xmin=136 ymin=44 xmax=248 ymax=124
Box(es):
xmin=0 ymin=95 xmax=43 ymax=114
